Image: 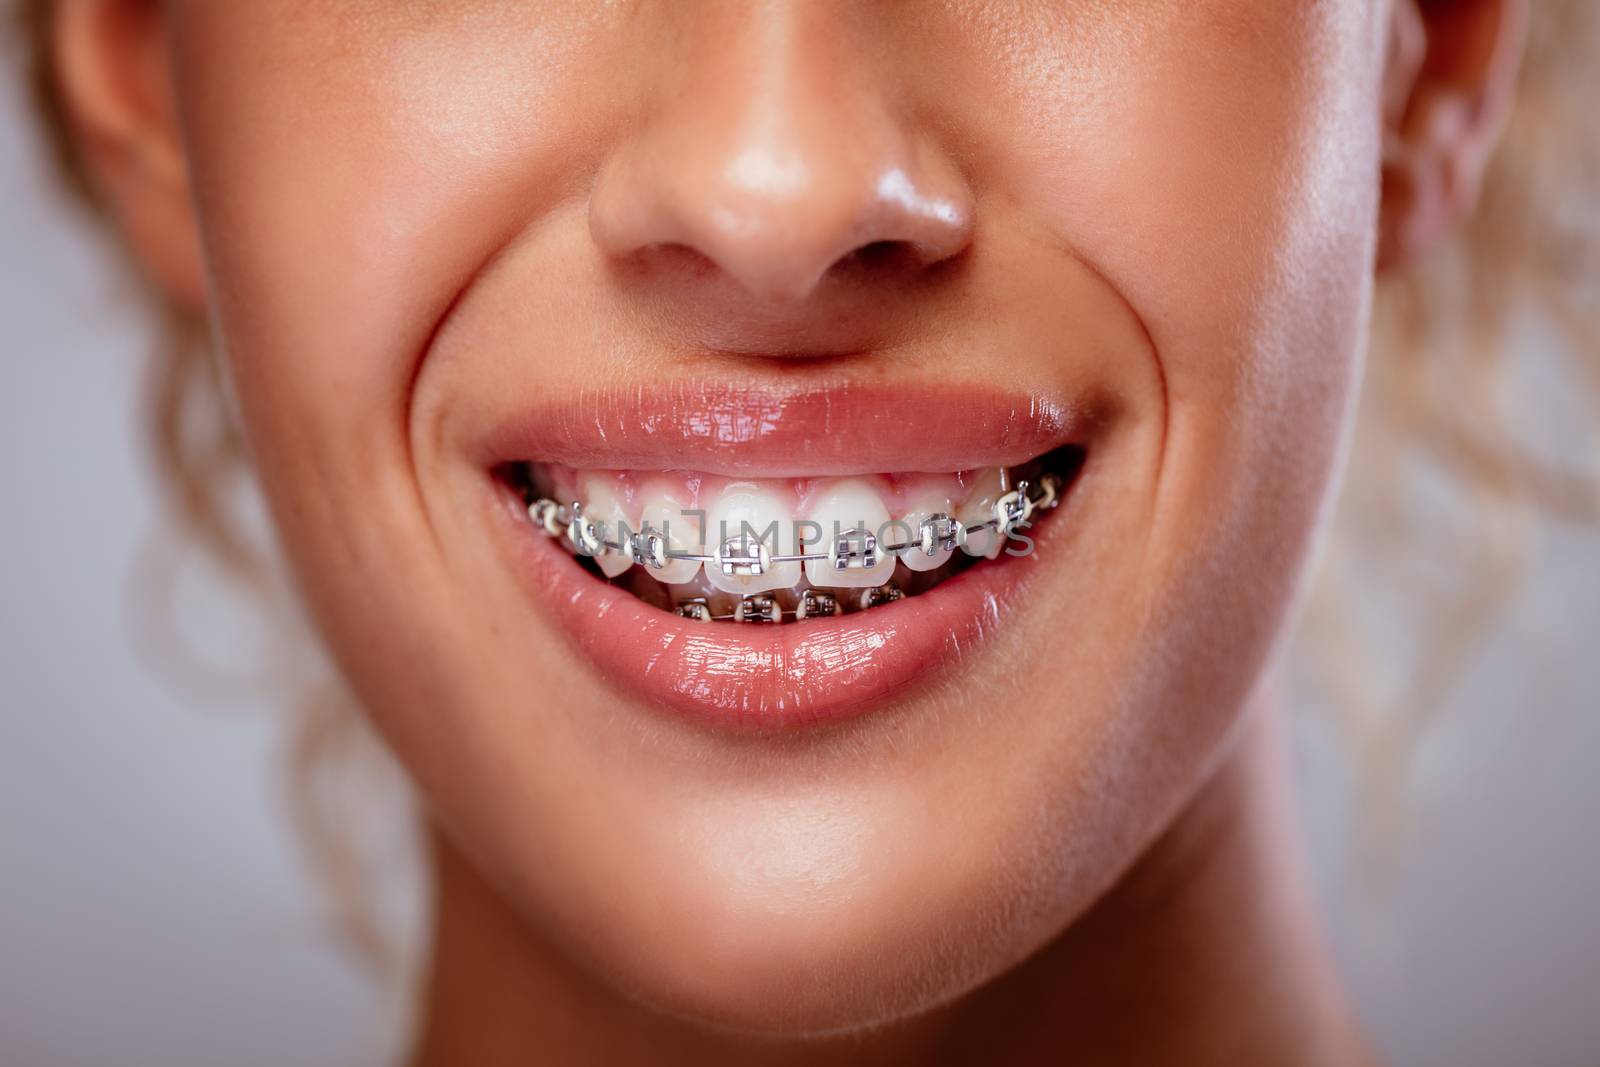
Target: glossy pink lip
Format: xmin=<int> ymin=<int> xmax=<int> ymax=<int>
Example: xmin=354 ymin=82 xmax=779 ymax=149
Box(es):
xmin=497 ymin=496 xmax=1069 ymax=731
xmin=479 ymin=380 xmax=1088 ymax=730
xmin=476 ymin=379 xmax=1089 ymax=477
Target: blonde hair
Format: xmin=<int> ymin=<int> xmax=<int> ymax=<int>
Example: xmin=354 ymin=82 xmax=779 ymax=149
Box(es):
xmin=1304 ymin=0 xmax=1600 ymax=850
xmin=13 ymin=0 xmax=1600 ymax=970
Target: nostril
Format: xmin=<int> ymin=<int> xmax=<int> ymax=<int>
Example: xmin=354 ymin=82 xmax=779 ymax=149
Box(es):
xmin=623 ymin=241 xmax=722 ymax=281
xmin=829 ymin=239 xmax=920 ymax=279
xmin=852 ymin=240 xmax=912 ymax=267
xmin=660 ymin=242 xmax=722 ymax=280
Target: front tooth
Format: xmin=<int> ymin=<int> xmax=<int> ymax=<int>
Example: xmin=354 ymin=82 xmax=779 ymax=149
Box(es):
xmin=894 ymin=483 xmax=957 ymax=573
xmin=579 ymin=473 xmax=639 ymax=578
xmin=803 ymin=478 xmax=896 ymax=590
xmin=955 ymin=468 xmax=1006 ymax=559
xmin=637 ymin=478 xmax=706 ymax=585
xmin=705 ymin=482 xmax=800 ymax=595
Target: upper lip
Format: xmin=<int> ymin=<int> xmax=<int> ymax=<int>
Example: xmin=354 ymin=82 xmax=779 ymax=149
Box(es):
xmin=476 ymin=377 xmax=1092 ymax=476
xmin=477 ymin=373 xmax=1097 ymax=729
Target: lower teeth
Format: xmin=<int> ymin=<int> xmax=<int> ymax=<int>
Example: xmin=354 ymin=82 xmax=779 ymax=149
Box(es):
xmin=513 ymin=453 xmax=1078 ymax=624
xmin=666 ymin=582 xmax=905 ymax=623
xmin=797 ymin=590 xmax=841 ymax=620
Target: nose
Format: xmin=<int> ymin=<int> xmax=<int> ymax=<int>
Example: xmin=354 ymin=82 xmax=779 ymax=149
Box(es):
xmin=588 ymin=6 xmax=974 ymax=307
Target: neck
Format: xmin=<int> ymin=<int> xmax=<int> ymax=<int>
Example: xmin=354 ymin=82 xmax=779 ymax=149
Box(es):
xmin=408 ymin=695 xmax=1370 ymax=1067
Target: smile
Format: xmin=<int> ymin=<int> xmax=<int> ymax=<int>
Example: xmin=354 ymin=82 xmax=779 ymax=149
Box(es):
xmin=507 ymin=448 xmax=1081 ymax=624
xmin=481 ymin=381 xmax=1098 ymax=728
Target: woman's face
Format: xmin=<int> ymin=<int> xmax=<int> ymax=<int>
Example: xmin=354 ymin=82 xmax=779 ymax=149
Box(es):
xmin=160 ymin=0 xmax=1384 ymax=1032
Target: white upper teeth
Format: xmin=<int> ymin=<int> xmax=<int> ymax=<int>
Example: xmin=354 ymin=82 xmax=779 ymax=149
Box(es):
xmin=528 ymin=468 xmax=1064 ymax=615
xmin=804 ymin=479 xmax=896 ymax=590
xmin=705 ymin=482 xmax=801 ymax=595
xmin=579 ymin=473 xmax=638 ymax=578
xmin=635 ymin=478 xmax=706 ymax=585
xmin=716 ymin=532 xmax=772 ymax=579
xmin=953 ymin=467 xmax=1007 ymax=559
xmin=898 ymin=486 xmax=959 ymax=573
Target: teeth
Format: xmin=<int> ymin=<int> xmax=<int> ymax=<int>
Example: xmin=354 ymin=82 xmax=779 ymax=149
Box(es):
xmin=523 ymin=453 xmax=1075 ymax=623
xmin=895 ymin=485 xmax=957 ymax=573
xmin=579 ymin=474 xmax=639 ymax=578
xmin=859 ymin=584 xmax=906 ymax=610
xmin=705 ymin=482 xmax=801 ymax=595
xmin=636 ymin=478 xmax=707 ymax=585
xmin=955 ymin=468 xmax=1006 ymax=559
xmin=529 ymin=499 xmax=566 ymax=537
xmin=674 ymin=600 xmax=714 ymax=622
xmin=802 ymin=478 xmax=896 ymax=590
xmin=994 ymin=480 xmax=1034 ymax=538
xmin=795 ymin=590 xmax=842 ymax=620
xmin=734 ymin=595 xmax=783 ymax=623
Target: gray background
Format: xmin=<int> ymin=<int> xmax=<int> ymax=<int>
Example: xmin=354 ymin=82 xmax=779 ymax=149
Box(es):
xmin=2 ymin=46 xmax=1597 ymax=1067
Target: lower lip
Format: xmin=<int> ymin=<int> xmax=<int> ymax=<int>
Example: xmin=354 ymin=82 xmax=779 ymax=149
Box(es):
xmin=493 ymin=491 xmax=1068 ymax=732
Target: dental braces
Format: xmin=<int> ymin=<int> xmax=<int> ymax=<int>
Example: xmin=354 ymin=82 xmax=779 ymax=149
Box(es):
xmin=526 ymin=469 xmax=1064 ymax=622
xmin=671 ymin=585 xmax=908 ymax=623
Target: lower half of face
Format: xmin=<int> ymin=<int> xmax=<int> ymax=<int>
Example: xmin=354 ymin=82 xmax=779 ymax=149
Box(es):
xmin=169 ymin=0 xmax=1384 ymax=1033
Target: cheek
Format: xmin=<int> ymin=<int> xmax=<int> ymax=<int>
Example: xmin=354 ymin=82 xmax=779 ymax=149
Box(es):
xmin=1119 ymin=9 xmax=1384 ymax=668
xmin=161 ymin=3 xmax=631 ymax=679
xmin=986 ymin=3 xmax=1385 ymax=443
xmin=980 ymin=1 xmax=1384 ymax=646
xmin=921 ymin=2 xmax=1389 ymax=843
xmin=165 ymin=4 xmax=613 ymax=501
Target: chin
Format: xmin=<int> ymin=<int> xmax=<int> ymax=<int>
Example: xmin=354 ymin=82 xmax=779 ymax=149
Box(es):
xmin=558 ymin=820 xmax=1063 ymax=1038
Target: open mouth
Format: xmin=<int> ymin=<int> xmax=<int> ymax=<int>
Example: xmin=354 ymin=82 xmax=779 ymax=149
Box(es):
xmin=476 ymin=382 xmax=1096 ymax=728
xmin=499 ymin=446 xmax=1084 ymax=624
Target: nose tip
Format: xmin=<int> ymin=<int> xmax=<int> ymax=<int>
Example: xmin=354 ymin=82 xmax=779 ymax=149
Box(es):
xmin=588 ymin=108 xmax=974 ymax=307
